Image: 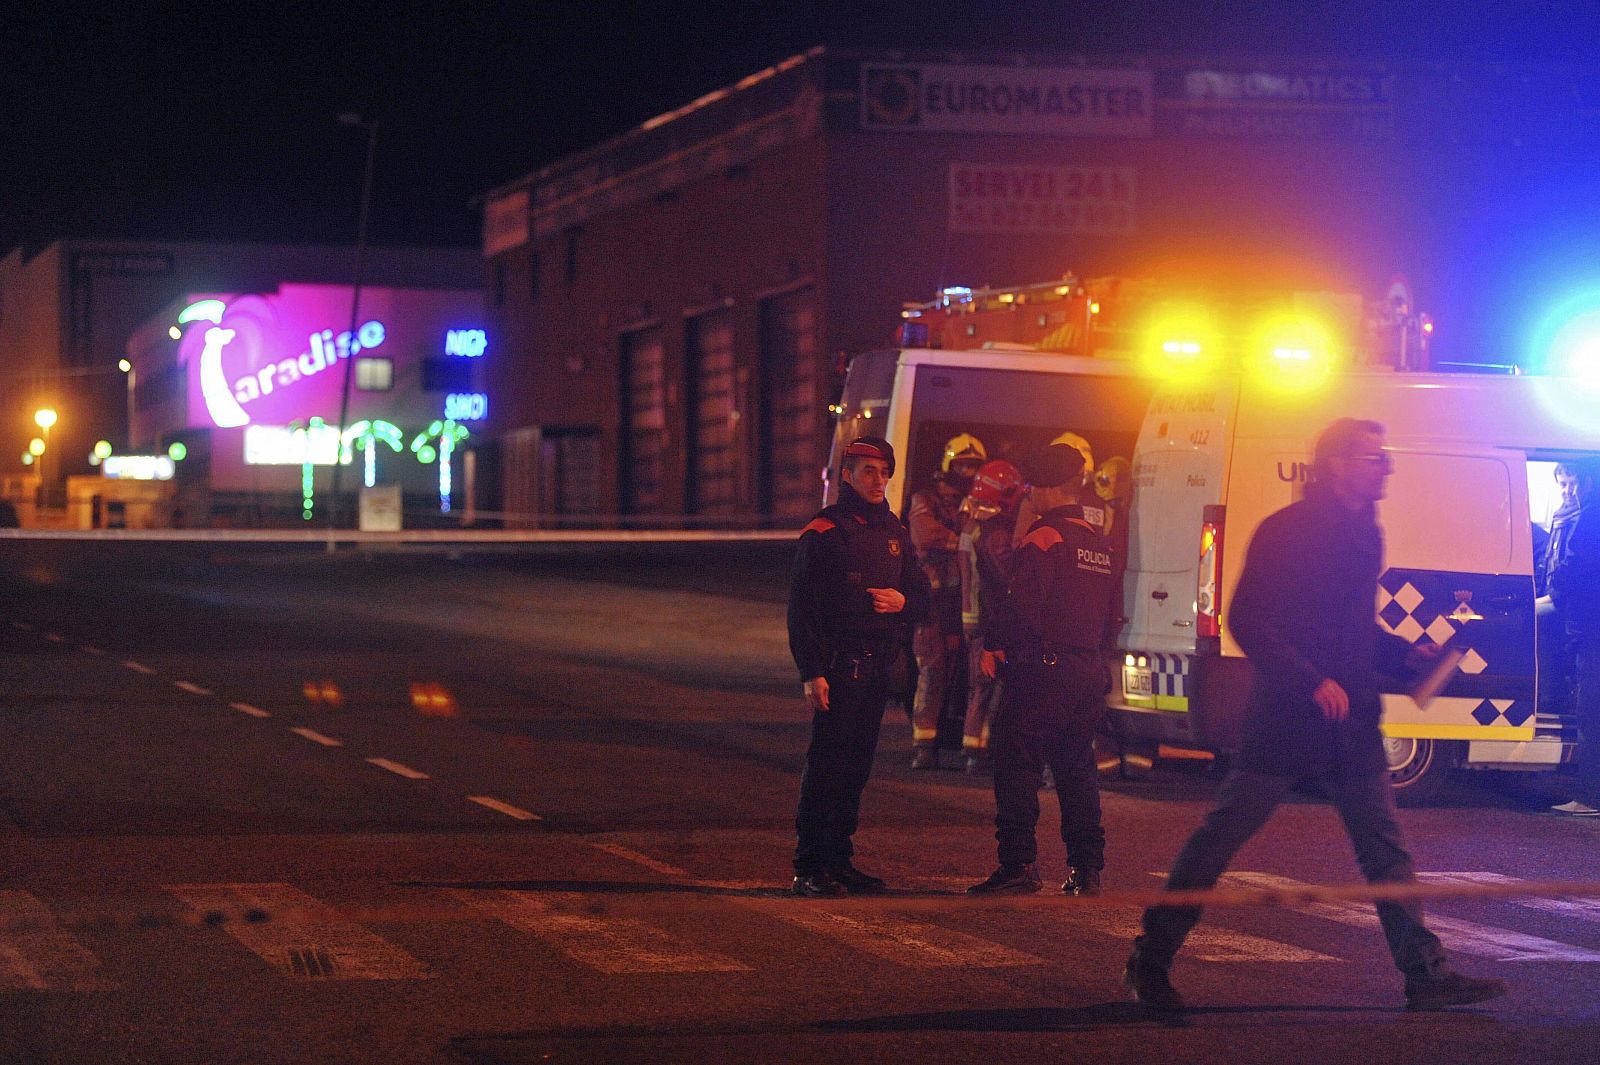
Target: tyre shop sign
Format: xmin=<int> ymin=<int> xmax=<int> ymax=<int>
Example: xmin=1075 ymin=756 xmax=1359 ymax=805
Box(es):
xmin=949 ymin=164 xmax=1135 ymax=235
xmin=862 ymin=63 xmax=1153 ymax=138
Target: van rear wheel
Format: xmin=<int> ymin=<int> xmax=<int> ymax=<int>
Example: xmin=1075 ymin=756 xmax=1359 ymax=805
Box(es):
xmin=1384 ymin=736 xmax=1460 ymax=806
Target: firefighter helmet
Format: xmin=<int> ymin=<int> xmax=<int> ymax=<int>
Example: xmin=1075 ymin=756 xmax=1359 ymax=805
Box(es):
xmin=1095 ymin=455 xmax=1132 ymax=504
xmin=1050 ymin=431 xmax=1095 ymax=474
xmin=968 ymin=460 xmax=1023 ymax=509
xmin=941 ymin=433 xmax=987 ymax=472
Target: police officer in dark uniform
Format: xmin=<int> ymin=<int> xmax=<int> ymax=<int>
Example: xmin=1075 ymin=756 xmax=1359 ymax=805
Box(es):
xmin=789 ymin=436 xmax=931 ymax=897
xmin=967 ymin=443 xmax=1116 ymax=897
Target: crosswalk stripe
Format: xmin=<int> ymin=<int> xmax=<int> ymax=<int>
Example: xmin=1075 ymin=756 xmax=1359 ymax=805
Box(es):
xmin=0 ymin=891 xmax=114 ymax=991
xmin=1087 ymin=909 xmax=1337 ymax=963
xmin=1226 ymin=872 xmax=1600 ymax=962
xmin=771 ymin=909 xmax=1042 ymax=968
xmin=165 ymin=883 xmax=432 ymax=980
xmin=452 ymin=889 xmax=749 ymax=974
xmin=1423 ymin=871 xmax=1600 ymax=925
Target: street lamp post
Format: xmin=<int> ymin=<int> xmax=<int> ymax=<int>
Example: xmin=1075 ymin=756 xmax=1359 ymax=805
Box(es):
xmin=329 ymin=112 xmax=379 ymax=536
xmin=119 ymin=358 xmax=137 ymax=449
xmin=34 ymin=407 xmax=57 ymax=509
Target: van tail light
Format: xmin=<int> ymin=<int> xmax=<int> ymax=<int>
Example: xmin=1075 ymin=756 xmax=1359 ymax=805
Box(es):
xmin=1197 ymin=505 xmax=1226 ymax=638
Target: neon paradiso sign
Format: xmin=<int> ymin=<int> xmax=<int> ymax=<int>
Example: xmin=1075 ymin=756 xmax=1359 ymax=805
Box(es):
xmin=177 ymin=298 xmax=386 ymax=428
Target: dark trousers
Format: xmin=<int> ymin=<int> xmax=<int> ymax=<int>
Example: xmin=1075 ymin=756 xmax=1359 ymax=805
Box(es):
xmin=991 ymin=659 xmax=1106 ymax=871
xmin=1574 ymin=631 xmax=1600 ymax=804
xmin=1134 ymin=766 xmax=1445 ymax=978
xmin=794 ymin=667 xmax=890 ymax=875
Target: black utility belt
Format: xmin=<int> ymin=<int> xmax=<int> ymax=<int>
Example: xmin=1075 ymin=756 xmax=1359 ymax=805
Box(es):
xmin=830 ymin=647 xmax=891 ymax=680
xmin=1019 ymin=647 xmax=1097 ymax=667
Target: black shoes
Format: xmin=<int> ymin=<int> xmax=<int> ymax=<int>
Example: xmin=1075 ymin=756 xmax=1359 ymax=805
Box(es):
xmin=1123 ymin=957 xmax=1186 ymax=1012
xmin=1062 ymin=866 xmax=1102 ymax=896
xmin=791 ymin=872 xmax=848 ymax=898
xmin=1404 ymin=969 xmax=1509 ymax=1010
xmin=966 ymin=863 xmax=1042 ymax=895
xmin=911 ymin=748 xmax=939 ymax=770
xmin=830 ymin=863 xmax=888 ymax=895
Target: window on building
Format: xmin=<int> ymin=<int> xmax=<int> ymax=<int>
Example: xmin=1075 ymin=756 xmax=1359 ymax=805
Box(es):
xmin=422 ymin=357 xmax=473 ymax=392
xmin=619 ymin=325 xmax=667 ymax=515
xmin=355 ymin=357 xmax=393 ymax=391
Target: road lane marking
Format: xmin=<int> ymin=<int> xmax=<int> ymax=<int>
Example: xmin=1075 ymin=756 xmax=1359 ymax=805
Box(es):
xmin=1226 ymin=872 xmax=1600 ymax=962
xmin=1423 ymin=872 xmax=1600 ymax=924
xmin=121 ymin=661 xmax=157 ymax=675
xmin=230 ymin=702 xmax=271 ymax=718
xmin=588 ymin=843 xmax=691 ymax=877
xmin=80 ymin=645 xmax=105 ymax=656
xmin=366 ymin=758 xmax=430 ymax=780
xmin=289 ymin=727 xmax=344 ymax=748
xmin=165 ymin=883 xmax=431 ymax=981
xmin=42 ymin=633 xmax=63 ymax=643
xmin=452 ymin=889 xmax=748 ymax=973
xmin=771 ymin=908 xmax=1043 ymax=968
xmin=467 ymin=796 xmax=541 ymax=821
xmin=173 ymin=681 xmax=213 ymax=696
xmin=1083 ymin=910 xmax=1337 ymax=963
xmin=0 ymin=892 xmax=115 ymax=991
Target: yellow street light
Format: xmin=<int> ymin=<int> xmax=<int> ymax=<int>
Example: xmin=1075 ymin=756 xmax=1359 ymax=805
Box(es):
xmin=27 ymin=438 xmax=44 ymax=456
xmin=34 ymin=408 xmax=57 ymax=430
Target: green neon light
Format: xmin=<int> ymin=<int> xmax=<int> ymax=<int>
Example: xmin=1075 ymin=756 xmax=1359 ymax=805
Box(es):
xmin=412 ymin=419 xmax=470 ymax=513
xmin=177 ymin=299 xmax=227 ymax=326
xmin=341 ymin=419 xmax=404 ymax=488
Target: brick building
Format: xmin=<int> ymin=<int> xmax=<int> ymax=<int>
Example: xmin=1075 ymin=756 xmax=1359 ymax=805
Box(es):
xmin=478 ymin=48 xmax=1599 ymax=526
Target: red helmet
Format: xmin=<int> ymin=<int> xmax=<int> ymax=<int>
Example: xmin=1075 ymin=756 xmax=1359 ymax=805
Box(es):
xmin=968 ymin=459 xmax=1023 ymax=508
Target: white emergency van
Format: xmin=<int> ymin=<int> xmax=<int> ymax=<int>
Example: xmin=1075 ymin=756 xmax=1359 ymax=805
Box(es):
xmin=1114 ymin=369 xmax=1600 ymax=802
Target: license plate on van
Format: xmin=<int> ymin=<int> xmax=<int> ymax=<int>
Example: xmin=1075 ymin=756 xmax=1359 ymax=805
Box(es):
xmin=1123 ymin=665 xmax=1154 ymax=698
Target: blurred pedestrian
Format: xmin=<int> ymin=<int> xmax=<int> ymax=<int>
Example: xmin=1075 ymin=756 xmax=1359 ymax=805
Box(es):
xmin=967 ymin=443 xmax=1116 ymax=898
xmin=788 ymin=436 xmax=931 ymax=897
xmin=1124 ymin=418 xmax=1507 ymax=1013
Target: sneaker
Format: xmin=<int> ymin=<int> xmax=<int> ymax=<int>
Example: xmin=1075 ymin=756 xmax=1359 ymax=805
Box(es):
xmin=966 ymin=863 xmax=1042 ymax=895
xmin=1551 ymin=800 xmax=1600 ymax=816
xmin=1062 ymin=866 xmax=1102 ymax=896
xmin=829 ymin=863 xmax=888 ymax=895
xmin=791 ymin=872 xmax=848 ymax=898
xmin=1404 ymin=970 xmax=1508 ymax=1010
xmin=1123 ymin=957 xmax=1185 ymax=1012
xmin=964 ymin=753 xmax=987 ymax=774
xmin=911 ymin=748 xmax=939 ymax=771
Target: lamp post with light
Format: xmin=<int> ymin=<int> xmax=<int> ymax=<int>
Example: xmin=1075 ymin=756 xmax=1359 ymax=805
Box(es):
xmin=34 ymin=408 xmax=57 ymax=509
xmin=329 ymin=111 xmax=379 ymax=534
xmin=119 ymin=358 xmax=137 ymax=449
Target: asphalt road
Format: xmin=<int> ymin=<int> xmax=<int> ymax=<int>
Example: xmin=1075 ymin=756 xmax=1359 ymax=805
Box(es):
xmin=0 ymin=540 xmax=1596 ymax=1065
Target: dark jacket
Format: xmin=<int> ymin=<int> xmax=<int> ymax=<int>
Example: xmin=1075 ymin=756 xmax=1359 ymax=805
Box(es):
xmin=1229 ymin=484 xmax=1412 ymax=777
xmin=990 ymin=503 xmax=1116 ymax=661
xmin=1548 ymin=498 xmax=1600 ymax=638
xmin=787 ymin=481 xmax=932 ymax=681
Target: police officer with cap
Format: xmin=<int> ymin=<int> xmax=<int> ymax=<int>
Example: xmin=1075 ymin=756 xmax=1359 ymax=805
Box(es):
xmin=968 ymin=442 xmax=1116 ymax=897
xmin=788 ymin=436 xmax=931 ymax=897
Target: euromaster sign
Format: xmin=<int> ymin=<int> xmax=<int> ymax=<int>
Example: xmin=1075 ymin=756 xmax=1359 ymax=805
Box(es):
xmin=861 ymin=64 xmax=1153 ymax=137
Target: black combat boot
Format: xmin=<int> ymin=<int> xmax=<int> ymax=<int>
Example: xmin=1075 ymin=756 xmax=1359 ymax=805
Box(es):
xmin=965 ymin=863 xmax=1042 ymax=895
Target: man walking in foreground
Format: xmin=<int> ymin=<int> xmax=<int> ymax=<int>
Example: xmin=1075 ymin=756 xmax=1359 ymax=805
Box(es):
xmin=788 ymin=436 xmax=930 ymax=897
xmin=1124 ymin=418 xmax=1507 ymax=1012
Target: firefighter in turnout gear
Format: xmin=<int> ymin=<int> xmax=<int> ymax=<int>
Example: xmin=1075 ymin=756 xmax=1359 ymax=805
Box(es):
xmin=967 ymin=444 xmax=1117 ymax=898
xmin=788 ymin=436 xmax=931 ymax=897
xmin=908 ymin=434 xmax=986 ymax=768
xmin=957 ymin=459 xmax=1024 ymax=771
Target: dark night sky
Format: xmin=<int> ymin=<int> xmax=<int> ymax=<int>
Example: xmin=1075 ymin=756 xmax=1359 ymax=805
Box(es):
xmin=6 ymin=1 xmax=1600 ymax=255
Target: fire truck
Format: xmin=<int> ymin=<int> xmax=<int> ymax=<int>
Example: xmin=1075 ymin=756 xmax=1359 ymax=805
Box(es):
xmin=829 ymin=274 xmax=1600 ymax=803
